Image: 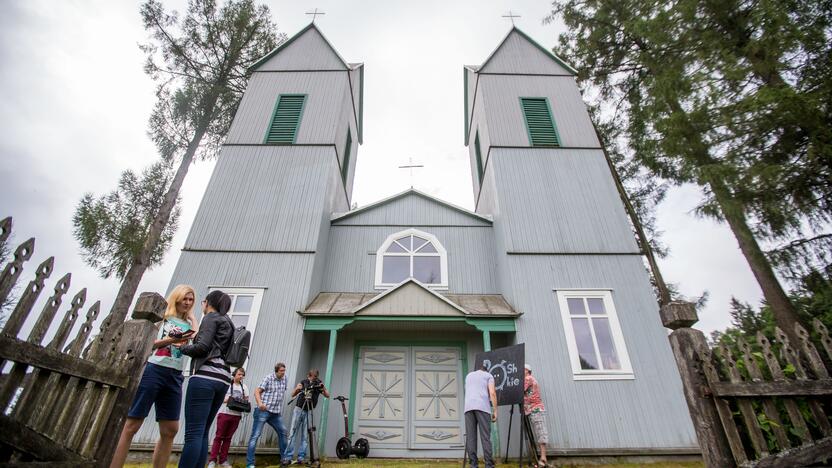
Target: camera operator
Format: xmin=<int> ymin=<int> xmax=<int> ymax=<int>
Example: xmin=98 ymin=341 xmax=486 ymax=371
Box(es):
xmin=284 ymin=369 xmax=330 ymax=464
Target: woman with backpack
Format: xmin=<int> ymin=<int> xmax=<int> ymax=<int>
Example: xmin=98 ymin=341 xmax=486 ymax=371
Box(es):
xmin=207 ymin=367 xmax=249 ymax=468
xmin=178 ymin=290 xmax=235 ymax=468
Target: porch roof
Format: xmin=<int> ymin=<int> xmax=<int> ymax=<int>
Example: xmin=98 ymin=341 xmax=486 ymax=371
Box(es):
xmin=299 ymin=279 xmax=520 ymax=318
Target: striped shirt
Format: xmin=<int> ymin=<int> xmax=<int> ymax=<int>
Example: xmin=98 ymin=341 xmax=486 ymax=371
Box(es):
xmin=258 ymin=373 xmax=288 ymax=413
xmin=192 ymin=356 xmax=232 ymax=385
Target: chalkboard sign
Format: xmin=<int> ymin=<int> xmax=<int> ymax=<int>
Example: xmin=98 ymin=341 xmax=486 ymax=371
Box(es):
xmin=474 ymin=343 xmax=525 ymax=406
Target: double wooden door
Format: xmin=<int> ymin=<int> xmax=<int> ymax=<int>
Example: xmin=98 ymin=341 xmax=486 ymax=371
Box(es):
xmin=355 ymin=346 xmax=464 ymax=451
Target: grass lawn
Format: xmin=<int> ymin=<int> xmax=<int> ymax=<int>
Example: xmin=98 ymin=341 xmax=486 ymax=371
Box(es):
xmin=126 ymin=461 xmax=703 ymax=468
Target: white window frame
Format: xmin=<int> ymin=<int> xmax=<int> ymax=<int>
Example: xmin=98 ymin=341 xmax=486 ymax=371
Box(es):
xmin=183 ymin=287 xmax=264 ymax=374
xmin=374 ymin=228 xmax=448 ymax=290
xmin=555 ymin=289 xmax=634 ymax=381
xmin=209 ymin=287 xmax=265 ymax=338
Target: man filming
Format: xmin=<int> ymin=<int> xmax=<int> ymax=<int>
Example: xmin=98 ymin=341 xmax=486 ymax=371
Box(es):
xmin=284 ymin=369 xmax=330 ymax=464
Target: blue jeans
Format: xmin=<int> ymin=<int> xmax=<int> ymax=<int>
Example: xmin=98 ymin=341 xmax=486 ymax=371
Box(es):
xmin=246 ymin=407 xmax=288 ymax=465
xmin=179 ymin=377 xmax=229 ymax=468
xmin=285 ymin=406 xmax=310 ymax=461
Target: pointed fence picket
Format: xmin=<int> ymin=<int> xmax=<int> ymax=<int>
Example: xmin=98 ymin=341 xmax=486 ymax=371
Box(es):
xmin=663 ymin=301 xmax=832 ymax=468
xmin=0 ymin=216 xmax=165 ymax=466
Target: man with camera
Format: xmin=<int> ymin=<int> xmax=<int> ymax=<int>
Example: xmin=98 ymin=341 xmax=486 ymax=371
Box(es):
xmin=284 ymin=368 xmax=330 ymax=465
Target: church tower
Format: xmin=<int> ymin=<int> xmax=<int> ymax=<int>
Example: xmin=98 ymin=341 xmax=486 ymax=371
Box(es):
xmin=165 ymin=22 xmax=363 ymax=384
xmin=465 ymin=28 xmax=696 ymax=452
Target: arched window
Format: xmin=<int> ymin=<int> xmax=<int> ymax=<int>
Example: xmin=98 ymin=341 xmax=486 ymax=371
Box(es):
xmin=375 ymin=229 xmax=448 ymax=289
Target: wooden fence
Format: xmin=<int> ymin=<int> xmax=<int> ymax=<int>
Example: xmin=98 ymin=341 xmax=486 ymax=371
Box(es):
xmin=662 ymin=301 xmax=832 ymax=467
xmin=0 ymin=216 xmax=165 ymax=467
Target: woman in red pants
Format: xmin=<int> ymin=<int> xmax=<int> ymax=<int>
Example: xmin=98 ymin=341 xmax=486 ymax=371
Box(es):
xmin=207 ymin=368 xmax=249 ymax=468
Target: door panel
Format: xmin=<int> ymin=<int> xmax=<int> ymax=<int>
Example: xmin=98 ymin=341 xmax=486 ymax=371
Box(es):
xmin=355 ymin=345 xmax=464 ymax=451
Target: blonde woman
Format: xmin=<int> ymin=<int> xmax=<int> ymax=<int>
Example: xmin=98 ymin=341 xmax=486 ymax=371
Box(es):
xmin=110 ymin=285 xmax=198 ymax=468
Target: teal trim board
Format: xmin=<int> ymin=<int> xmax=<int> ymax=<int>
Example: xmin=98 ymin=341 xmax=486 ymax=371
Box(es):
xmin=318 ymin=329 xmax=338 ymax=455
xmin=303 ymin=316 xmax=516 ymax=333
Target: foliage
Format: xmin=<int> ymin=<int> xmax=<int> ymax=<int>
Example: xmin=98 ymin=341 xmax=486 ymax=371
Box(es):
xmin=140 ymin=0 xmax=283 ymax=162
xmin=710 ymin=269 xmax=832 ymax=352
xmin=545 ymin=0 xmax=832 ymax=280
xmin=72 ymin=161 xmax=180 ymax=280
xmin=87 ymin=0 xmax=283 ymax=330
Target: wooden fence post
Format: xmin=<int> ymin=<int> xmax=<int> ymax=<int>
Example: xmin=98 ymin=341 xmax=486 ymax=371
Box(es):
xmin=93 ymin=292 xmax=165 ymax=467
xmin=662 ymin=301 xmax=734 ymax=467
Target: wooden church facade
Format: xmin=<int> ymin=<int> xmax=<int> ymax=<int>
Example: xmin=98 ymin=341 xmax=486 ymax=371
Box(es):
xmin=133 ymin=23 xmax=699 ymax=459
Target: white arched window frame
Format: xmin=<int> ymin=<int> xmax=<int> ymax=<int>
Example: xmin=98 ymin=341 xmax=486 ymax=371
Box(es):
xmin=375 ymin=228 xmax=448 ymax=290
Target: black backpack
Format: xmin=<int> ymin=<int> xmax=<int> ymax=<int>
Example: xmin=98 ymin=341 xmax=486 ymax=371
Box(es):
xmin=222 ymin=316 xmax=251 ymax=367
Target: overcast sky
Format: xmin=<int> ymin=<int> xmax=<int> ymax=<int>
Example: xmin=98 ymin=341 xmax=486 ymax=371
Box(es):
xmin=0 ymin=0 xmax=771 ymax=337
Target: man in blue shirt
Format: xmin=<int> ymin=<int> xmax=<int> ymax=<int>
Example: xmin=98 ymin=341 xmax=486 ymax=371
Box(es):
xmin=246 ymin=362 xmax=289 ymax=467
xmin=464 ymin=363 xmax=498 ymax=468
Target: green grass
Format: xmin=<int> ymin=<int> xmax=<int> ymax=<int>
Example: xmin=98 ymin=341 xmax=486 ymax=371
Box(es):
xmin=126 ymin=461 xmax=703 ymax=468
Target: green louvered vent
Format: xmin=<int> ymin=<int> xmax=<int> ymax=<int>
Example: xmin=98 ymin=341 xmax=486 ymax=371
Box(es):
xmin=265 ymin=94 xmax=306 ymax=144
xmin=521 ymin=97 xmax=560 ymax=147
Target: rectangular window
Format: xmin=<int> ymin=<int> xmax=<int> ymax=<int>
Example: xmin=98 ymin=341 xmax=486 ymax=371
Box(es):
xmin=264 ymin=94 xmax=306 ymax=144
xmin=520 ymin=97 xmax=560 ymax=147
xmin=474 ymin=131 xmax=484 ymax=184
xmin=342 ymin=129 xmax=352 ymax=186
xmin=555 ymin=290 xmax=633 ymax=380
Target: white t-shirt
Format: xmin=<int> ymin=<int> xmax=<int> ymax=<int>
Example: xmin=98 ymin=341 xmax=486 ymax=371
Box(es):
xmin=219 ymin=382 xmax=250 ymax=417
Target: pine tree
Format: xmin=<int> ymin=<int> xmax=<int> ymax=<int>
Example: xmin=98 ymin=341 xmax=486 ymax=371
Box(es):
xmin=546 ymin=0 xmax=831 ymax=342
xmin=91 ymin=0 xmax=281 ymax=345
xmin=72 ymin=161 xmax=180 ymax=280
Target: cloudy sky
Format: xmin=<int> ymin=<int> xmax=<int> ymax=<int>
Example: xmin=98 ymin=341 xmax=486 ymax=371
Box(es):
xmin=0 ymin=0 xmax=770 ymax=336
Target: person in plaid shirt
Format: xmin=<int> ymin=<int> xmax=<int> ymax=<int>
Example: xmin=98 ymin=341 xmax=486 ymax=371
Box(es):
xmin=524 ymin=364 xmax=549 ymax=467
xmin=246 ymin=362 xmax=289 ymax=467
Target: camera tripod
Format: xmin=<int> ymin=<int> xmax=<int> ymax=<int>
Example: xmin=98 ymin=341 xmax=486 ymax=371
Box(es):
xmin=287 ymin=383 xmax=322 ymax=467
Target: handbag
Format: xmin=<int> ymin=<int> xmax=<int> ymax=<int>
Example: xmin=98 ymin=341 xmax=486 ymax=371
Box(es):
xmin=226 ymin=383 xmax=251 ymax=413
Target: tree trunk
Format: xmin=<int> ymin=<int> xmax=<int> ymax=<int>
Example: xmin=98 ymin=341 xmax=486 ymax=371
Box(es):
xmin=96 ymin=94 xmax=217 ymax=349
xmin=707 ymin=177 xmax=806 ymax=343
xmin=627 ymin=24 xmax=808 ymax=342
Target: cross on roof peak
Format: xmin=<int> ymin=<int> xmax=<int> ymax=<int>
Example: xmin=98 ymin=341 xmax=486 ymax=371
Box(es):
xmin=398 ymin=156 xmax=424 ymax=189
xmin=501 ymin=10 xmax=521 ymax=26
xmin=306 ymin=8 xmax=325 ymax=23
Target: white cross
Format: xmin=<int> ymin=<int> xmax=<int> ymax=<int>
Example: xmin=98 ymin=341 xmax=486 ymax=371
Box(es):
xmin=502 ymin=10 xmax=521 ymax=26
xmin=306 ymin=8 xmax=325 ymax=23
xmin=398 ymin=157 xmax=424 ymax=189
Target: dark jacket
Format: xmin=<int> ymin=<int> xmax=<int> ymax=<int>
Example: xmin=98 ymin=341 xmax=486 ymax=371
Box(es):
xmin=180 ymin=312 xmax=234 ymax=374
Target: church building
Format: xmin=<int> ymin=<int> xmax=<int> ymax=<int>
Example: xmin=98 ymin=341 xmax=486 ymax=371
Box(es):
xmin=134 ymin=23 xmax=699 ymax=460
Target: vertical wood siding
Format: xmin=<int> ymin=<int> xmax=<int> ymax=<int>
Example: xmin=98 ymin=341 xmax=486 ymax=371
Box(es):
xmin=480 ymin=75 xmax=600 ymax=148
xmin=258 ymin=27 xmax=346 ymax=71
xmin=490 ymin=148 xmax=639 ymax=253
xmin=322 ymin=225 xmax=498 ymax=294
xmin=226 ymin=72 xmax=350 ymax=144
xmin=506 ymin=254 xmax=697 ymax=449
xmin=184 ymin=145 xmax=339 ymax=252
xmin=480 ymin=31 xmax=574 ymax=76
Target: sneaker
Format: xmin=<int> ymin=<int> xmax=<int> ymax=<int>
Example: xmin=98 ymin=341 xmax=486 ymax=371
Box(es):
xmin=220 ymin=462 xmax=232 ymax=468
xmin=292 ymin=460 xmax=305 ymax=465
xmin=207 ymin=462 xmax=216 ymax=468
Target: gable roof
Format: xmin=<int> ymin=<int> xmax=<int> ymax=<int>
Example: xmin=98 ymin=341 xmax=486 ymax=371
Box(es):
xmin=248 ymin=22 xmax=349 ymax=72
xmin=331 ymin=188 xmax=492 ymax=226
xmin=479 ymin=27 xmax=577 ymax=75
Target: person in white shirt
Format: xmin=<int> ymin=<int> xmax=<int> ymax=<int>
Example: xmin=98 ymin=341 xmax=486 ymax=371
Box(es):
xmin=208 ymin=368 xmax=249 ymax=468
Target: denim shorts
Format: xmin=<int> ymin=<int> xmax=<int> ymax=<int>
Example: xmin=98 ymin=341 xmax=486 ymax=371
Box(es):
xmin=127 ymin=362 xmax=185 ymax=421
